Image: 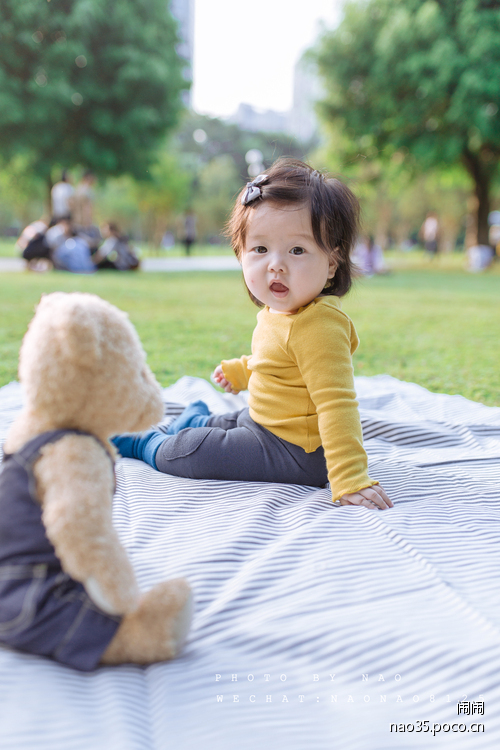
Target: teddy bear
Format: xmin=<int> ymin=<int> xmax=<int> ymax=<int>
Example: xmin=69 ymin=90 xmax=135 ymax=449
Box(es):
xmin=0 ymin=292 xmax=193 ymax=671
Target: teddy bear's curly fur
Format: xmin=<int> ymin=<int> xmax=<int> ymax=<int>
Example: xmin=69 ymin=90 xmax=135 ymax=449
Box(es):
xmin=2 ymin=292 xmax=193 ymax=666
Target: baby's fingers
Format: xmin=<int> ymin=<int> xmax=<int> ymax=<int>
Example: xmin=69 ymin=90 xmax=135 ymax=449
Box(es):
xmin=339 ymin=486 xmax=392 ymax=510
xmin=371 ymin=484 xmax=393 ymax=508
xmin=212 ymin=366 xmax=224 ymax=383
xmin=359 ymin=486 xmax=392 ymax=509
xmin=212 ymin=371 xmax=229 ymax=388
xmin=217 ymin=376 xmax=240 ymax=395
xmin=211 ymin=368 xmax=240 ymax=395
xmin=339 ymin=494 xmax=374 ymax=509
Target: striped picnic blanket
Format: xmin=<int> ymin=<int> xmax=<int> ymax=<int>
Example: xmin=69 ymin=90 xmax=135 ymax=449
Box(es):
xmin=0 ymin=375 xmax=499 ymax=750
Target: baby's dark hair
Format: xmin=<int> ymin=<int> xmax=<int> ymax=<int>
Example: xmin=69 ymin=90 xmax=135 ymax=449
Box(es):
xmin=227 ymin=158 xmax=359 ymax=303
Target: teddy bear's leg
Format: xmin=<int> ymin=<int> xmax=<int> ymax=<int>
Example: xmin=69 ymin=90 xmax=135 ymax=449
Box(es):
xmin=100 ymin=578 xmax=193 ymax=665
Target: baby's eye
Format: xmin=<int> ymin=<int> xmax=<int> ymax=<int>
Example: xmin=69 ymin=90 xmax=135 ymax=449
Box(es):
xmin=290 ymin=246 xmax=305 ymax=255
xmin=252 ymin=246 xmax=267 ymax=254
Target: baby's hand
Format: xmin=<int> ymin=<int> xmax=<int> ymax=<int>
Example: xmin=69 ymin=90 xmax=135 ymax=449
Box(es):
xmin=339 ymin=484 xmax=393 ymax=510
xmin=212 ymin=364 xmax=240 ymax=395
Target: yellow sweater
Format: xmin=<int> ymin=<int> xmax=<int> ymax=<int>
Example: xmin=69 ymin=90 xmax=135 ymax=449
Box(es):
xmin=221 ymin=297 xmax=376 ymax=502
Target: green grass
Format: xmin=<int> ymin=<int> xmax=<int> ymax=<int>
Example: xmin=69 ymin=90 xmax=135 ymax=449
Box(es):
xmin=0 ymin=255 xmax=499 ymax=406
xmin=0 ymin=239 xmax=18 ymax=257
xmin=343 ymin=266 xmax=500 ymax=406
xmin=0 ymin=270 xmax=256 ymax=389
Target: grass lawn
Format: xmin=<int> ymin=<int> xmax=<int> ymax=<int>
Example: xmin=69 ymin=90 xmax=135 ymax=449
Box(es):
xmin=0 ymin=239 xmax=18 ymax=257
xmin=0 ymin=253 xmax=499 ymax=406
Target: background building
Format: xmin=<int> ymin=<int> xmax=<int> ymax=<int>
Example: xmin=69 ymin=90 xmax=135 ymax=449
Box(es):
xmin=170 ymin=0 xmax=195 ymax=106
xmin=230 ymin=103 xmax=289 ymax=134
xmin=288 ymin=54 xmax=322 ymax=143
xmin=227 ymin=54 xmax=321 ymax=143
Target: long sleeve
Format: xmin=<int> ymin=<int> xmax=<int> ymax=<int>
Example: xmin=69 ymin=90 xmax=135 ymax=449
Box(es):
xmin=287 ymin=305 xmax=377 ymax=502
xmin=221 ymin=355 xmax=252 ymax=392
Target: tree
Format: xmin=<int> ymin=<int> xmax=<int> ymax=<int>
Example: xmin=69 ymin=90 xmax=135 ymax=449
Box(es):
xmin=315 ymin=0 xmax=500 ymax=245
xmin=131 ymin=151 xmax=191 ymax=243
xmin=0 ymin=154 xmax=46 ymax=228
xmin=312 ymin=120 xmax=472 ymax=250
xmin=171 ymin=111 xmax=309 ymax=242
xmin=0 ymin=0 xmax=187 ymax=196
xmin=92 ymin=150 xmax=190 ymax=243
xmin=191 ymin=155 xmax=241 ymax=242
xmin=174 ymin=111 xmax=308 ymax=184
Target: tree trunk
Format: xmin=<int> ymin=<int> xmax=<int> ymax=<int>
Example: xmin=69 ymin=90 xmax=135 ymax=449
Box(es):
xmin=462 ymin=148 xmax=491 ymax=246
xmin=374 ymin=199 xmax=392 ymax=250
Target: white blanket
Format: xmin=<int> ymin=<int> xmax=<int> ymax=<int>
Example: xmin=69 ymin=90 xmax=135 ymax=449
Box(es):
xmin=0 ymin=376 xmax=499 ymax=750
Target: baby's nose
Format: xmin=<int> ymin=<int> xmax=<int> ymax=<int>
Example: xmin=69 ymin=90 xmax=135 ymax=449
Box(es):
xmin=268 ymin=253 xmax=285 ymax=272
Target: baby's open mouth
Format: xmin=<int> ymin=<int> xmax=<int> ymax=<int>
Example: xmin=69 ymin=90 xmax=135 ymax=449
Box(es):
xmin=270 ymin=282 xmax=288 ymax=294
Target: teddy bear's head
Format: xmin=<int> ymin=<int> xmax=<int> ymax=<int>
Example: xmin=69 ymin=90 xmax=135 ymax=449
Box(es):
xmin=18 ymin=292 xmax=164 ymax=439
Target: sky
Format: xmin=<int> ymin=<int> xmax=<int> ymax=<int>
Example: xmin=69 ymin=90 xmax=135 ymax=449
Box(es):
xmin=192 ymin=0 xmax=343 ymax=118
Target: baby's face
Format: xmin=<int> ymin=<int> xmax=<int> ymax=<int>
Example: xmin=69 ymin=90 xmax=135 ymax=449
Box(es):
xmin=241 ymin=203 xmax=336 ymax=314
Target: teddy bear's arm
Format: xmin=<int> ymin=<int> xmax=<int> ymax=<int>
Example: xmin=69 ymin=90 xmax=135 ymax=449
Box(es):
xmin=34 ymin=434 xmax=140 ymax=616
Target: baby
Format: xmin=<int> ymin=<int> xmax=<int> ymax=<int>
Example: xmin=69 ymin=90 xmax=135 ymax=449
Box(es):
xmin=113 ymin=158 xmax=392 ymax=510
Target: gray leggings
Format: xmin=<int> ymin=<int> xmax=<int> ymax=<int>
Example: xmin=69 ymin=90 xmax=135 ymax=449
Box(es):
xmin=155 ymin=408 xmax=328 ymax=487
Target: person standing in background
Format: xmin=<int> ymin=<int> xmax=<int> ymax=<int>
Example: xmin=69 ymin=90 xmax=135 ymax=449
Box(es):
xmin=51 ymin=171 xmax=74 ymax=222
xmin=182 ymin=210 xmax=197 ymax=256
xmin=73 ymin=171 xmax=96 ymax=228
xmin=420 ymin=212 xmax=439 ymax=257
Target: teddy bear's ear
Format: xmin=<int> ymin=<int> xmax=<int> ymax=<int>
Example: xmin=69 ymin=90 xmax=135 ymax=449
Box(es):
xmin=57 ymin=297 xmax=103 ymax=363
xmin=20 ymin=291 xmax=162 ymax=435
xmin=28 ymin=292 xmax=103 ymax=370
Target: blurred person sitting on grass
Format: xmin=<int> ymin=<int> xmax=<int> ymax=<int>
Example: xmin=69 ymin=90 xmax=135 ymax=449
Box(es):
xmin=46 ymin=219 xmax=95 ymax=274
xmin=17 ymin=218 xmax=51 ymax=271
xmin=92 ymin=223 xmax=140 ymax=271
xmin=352 ymin=234 xmax=389 ymax=276
xmin=112 ymin=158 xmax=392 ymax=511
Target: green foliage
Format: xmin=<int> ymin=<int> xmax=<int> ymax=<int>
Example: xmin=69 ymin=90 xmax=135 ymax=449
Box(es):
xmin=72 ymin=108 xmax=307 ymax=243
xmin=93 ymin=150 xmax=191 ymax=242
xmin=174 ymin=111 xmax=308 ymax=184
xmin=313 ymin=127 xmax=473 ymax=247
xmin=0 ymin=154 xmax=46 ymax=228
xmin=171 ymin=111 xmax=309 ymax=241
xmin=191 ymin=155 xmax=241 ymax=241
xmin=0 ymin=0 xmax=187 ymax=181
xmin=315 ymin=0 xmax=500 ymax=244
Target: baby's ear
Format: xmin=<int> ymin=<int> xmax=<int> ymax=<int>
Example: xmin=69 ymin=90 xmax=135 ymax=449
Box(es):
xmin=327 ymin=249 xmax=339 ymax=278
xmin=18 ymin=293 xmax=101 ymax=399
